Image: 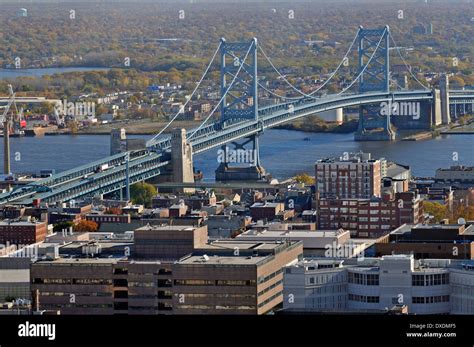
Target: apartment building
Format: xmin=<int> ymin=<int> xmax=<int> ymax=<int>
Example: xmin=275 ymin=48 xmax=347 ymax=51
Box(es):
xmin=317 ymin=191 xmax=423 ymax=238
xmin=315 ymin=152 xmax=382 ymax=199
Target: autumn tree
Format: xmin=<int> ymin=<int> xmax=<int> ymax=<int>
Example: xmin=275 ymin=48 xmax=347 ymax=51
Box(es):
xmin=294 ymin=172 xmax=315 ymax=185
xmin=74 ymin=220 xmax=99 ymax=232
xmin=105 ymin=207 xmax=122 ymax=215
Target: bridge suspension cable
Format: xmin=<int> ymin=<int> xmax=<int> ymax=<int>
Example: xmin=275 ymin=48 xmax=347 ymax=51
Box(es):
xmin=257 ymin=27 xmax=361 ymax=99
xmin=388 ymin=32 xmax=430 ymax=90
xmin=229 ymin=67 xmax=303 ymax=101
xmin=337 ymin=27 xmax=388 ymax=95
xmin=147 ymin=41 xmax=222 ymax=147
xmin=188 ymin=41 xmax=255 ymax=140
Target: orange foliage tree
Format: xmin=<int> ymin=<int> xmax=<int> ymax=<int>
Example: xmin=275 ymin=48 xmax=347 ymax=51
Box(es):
xmin=74 ymin=220 xmax=99 ymax=232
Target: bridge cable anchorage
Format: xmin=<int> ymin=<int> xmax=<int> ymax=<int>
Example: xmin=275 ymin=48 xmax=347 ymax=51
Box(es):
xmin=257 ymin=27 xmax=360 ymax=100
xmin=146 ymin=41 xmax=223 ymax=148
xmin=337 ymin=27 xmax=388 ymax=96
xmin=389 ymin=32 xmax=430 ymax=90
xmin=188 ymin=42 xmax=255 ymax=140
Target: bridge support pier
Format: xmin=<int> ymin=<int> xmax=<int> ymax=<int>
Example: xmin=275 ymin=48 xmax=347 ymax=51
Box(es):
xmin=354 ymin=105 xmax=395 ymax=141
xmin=215 ymin=134 xmax=267 ymax=182
xmin=171 ymin=128 xmax=195 ymax=193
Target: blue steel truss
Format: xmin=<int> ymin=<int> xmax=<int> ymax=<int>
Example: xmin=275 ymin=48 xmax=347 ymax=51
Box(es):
xmin=2 ymin=90 xmax=473 ymax=205
xmin=220 ymin=38 xmax=258 ymax=123
xmin=358 ymin=26 xmax=390 ymax=93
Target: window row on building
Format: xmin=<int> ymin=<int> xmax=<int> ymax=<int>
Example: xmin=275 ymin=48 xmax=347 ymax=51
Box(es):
xmin=412 ymin=295 xmax=450 ymax=304
xmin=412 ymin=273 xmax=449 ymax=286
xmin=348 ymin=272 xmax=379 ymax=285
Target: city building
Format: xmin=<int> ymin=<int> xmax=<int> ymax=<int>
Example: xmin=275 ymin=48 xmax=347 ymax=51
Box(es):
xmin=0 ymin=219 xmax=48 ymax=245
xmin=0 ymin=258 xmax=30 ymax=302
xmin=30 ymin=239 xmax=303 ymax=315
xmin=315 ymin=152 xmax=382 ymax=199
xmin=85 ymin=214 xmax=131 ymax=226
xmin=206 ymin=214 xmax=249 ymax=239
xmin=435 ymin=166 xmax=474 ymax=185
xmin=237 ymin=226 xmax=367 ymax=258
xmin=375 ymin=223 xmax=474 ymax=259
xmin=250 ymin=202 xmax=294 ymax=221
xmin=317 ymin=191 xmax=424 ymax=238
xmin=425 ymin=187 xmax=454 ymax=208
xmin=282 ymin=255 xmax=474 ymax=314
xmin=133 ymin=224 xmax=208 ymax=259
xmin=172 ymin=240 xmax=303 ymax=315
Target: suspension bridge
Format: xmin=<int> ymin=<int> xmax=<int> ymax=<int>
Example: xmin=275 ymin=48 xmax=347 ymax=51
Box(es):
xmin=1 ymin=26 xmax=473 ymax=205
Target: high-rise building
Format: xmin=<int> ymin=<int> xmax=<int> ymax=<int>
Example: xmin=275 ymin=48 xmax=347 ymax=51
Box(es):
xmin=315 ymin=152 xmax=382 ymax=199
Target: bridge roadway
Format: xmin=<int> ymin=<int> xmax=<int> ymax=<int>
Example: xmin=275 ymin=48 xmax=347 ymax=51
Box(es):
xmin=1 ymin=89 xmax=472 ymax=205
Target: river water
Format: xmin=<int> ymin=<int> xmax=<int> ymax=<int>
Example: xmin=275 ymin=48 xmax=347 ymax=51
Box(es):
xmin=0 ymin=130 xmax=472 ymax=180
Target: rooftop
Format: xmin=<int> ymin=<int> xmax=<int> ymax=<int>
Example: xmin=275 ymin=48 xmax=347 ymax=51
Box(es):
xmin=178 ymin=254 xmax=265 ymax=266
xmin=0 ymin=220 xmax=45 ymax=226
xmin=239 ymin=229 xmax=347 ymax=239
xmin=135 ymin=225 xmax=199 ymax=232
xmin=34 ymin=257 xmax=122 ymax=265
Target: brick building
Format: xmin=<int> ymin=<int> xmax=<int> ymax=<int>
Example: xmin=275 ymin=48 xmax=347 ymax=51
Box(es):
xmin=0 ymin=220 xmax=48 ymax=245
xmin=317 ymin=192 xmax=423 ymax=238
xmin=85 ymin=214 xmax=131 ymax=225
xmin=315 ymin=152 xmax=382 ymax=199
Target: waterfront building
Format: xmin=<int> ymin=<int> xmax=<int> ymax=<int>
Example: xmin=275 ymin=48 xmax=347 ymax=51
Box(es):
xmin=435 ymin=166 xmax=474 ymax=185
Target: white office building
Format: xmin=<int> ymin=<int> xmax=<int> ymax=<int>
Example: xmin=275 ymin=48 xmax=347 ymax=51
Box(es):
xmin=283 ymin=254 xmax=474 ymax=314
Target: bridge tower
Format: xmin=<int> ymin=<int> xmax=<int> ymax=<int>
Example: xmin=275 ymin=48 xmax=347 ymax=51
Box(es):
xmin=171 ymin=128 xmax=195 ymax=193
xmin=216 ymin=38 xmax=266 ymax=181
xmin=355 ymin=26 xmax=396 ymax=141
